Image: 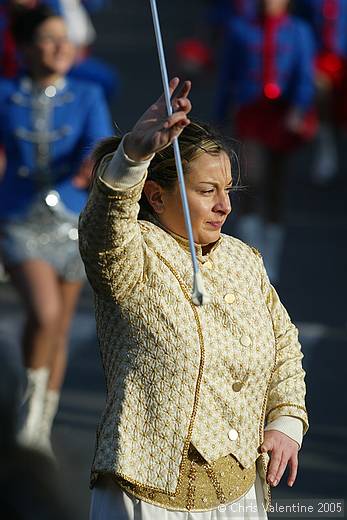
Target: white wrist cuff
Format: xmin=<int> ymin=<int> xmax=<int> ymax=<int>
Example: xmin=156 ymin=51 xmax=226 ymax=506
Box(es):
xmin=101 ymin=135 xmax=153 ymax=189
xmin=265 ymin=416 xmax=304 ymax=449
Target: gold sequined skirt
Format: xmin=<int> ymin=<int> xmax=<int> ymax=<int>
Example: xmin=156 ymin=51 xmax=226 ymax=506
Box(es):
xmin=114 ymin=444 xmax=256 ymax=512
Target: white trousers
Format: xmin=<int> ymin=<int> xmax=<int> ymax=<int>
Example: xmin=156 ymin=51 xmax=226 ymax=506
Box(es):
xmin=90 ymin=473 xmax=268 ymax=520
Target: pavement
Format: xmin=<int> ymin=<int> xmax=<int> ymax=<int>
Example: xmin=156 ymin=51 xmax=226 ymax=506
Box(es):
xmin=0 ymin=1 xmax=347 ymax=518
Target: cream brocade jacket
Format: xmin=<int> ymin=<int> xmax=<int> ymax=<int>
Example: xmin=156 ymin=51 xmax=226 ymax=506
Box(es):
xmin=78 ymin=151 xmax=308 ymax=508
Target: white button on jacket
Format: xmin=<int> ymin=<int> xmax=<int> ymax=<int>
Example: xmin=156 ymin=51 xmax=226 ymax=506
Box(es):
xmin=228 ymin=428 xmax=239 ymax=441
xmin=224 ymin=293 xmax=235 ymax=304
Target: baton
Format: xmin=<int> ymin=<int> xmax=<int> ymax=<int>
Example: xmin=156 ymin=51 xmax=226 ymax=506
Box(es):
xmin=149 ymin=0 xmax=210 ymax=306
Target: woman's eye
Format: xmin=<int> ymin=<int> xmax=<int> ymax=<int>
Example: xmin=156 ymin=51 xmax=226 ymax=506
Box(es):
xmin=201 ymin=189 xmax=214 ymax=194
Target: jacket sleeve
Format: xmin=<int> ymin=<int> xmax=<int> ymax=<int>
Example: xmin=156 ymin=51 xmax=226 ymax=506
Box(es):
xmin=265 ymin=415 xmax=303 ymax=448
xmin=78 ymin=148 xmax=148 ymax=302
xmin=260 ymin=258 xmax=309 ymax=434
xmin=79 ymin=84 xmax=113 ymax=157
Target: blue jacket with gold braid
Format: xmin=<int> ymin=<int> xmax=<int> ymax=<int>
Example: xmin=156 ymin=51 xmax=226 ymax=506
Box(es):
xmin=0 ymin=76 xmax=112 ymax=220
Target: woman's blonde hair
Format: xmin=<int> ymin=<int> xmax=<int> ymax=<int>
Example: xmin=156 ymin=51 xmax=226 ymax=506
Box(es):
xmin=92 ymin=120 xmax=241 ymax=217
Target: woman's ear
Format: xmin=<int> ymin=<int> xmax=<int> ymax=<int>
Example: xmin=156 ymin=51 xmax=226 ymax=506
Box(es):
xmin=143 ymin=180 xmax=165 ymax=214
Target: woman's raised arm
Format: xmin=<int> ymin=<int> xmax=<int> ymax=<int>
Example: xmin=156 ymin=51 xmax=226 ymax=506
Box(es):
xmin=78 ymin=78 xmax=192 ymax=302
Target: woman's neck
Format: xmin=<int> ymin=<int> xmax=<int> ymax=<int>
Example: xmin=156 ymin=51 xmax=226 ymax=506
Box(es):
xmin=263 ymin=10 xmax=287 ymax=20
xmin=29 ymin=71 xmax=64 ymax=88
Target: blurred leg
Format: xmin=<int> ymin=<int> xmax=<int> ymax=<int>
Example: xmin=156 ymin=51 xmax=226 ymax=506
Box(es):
xmin=263 ymin=151 xmax=286 ymax=224
xmin=236 ymin=140 xmax=268 ymax=253
xmin=47 ymin=279 xmax=83 ymax=391
xmin=239 ymin=139 xmax=268 ymax=215
xmin=312 ymin=84 xmax=338 ymax=184
xmin=262 ymin=152 xmax=287 ymax=283
xmin=39 ymin=278 xmax=83 ymax=452
xmin=7 ymin=260 xmax=62 ymax=369
xmin=7 ymin=260 xmax=62 ymax=447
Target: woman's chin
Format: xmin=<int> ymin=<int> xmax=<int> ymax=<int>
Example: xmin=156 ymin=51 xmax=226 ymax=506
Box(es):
xmin=198 ymin=230 xmax=221 ymax=245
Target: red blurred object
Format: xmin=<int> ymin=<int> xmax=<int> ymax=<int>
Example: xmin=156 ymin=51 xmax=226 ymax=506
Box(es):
xmin=315 ymin=51 xmax=345 ymax=86
xmin=174 ymin=38 xmax=213 ymax=75
xmin=331 ymin=60 xmax=347 ymax=128
xmin=264 ymin=82 xmax=281 ymax=100
xmin=323 ymin=0 xmax=339 ymax=19
xmin=0 ymin=5 xmax=18 ymax=78
xmin=236 ymin=98 xmax=318 ymax=152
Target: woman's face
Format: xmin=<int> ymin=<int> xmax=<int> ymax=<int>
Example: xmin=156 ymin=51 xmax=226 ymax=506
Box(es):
xmin=261 ymin=0 xmax=289 ymax=16
xmin=147 ymin=151 xmax=232 ymax=246
xmin=26 ymin=17 xmax=75 ymax=77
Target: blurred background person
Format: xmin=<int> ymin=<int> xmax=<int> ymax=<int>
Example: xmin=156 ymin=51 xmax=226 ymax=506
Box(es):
xmin=45 ymin=0 xmax=120 ymax=103
xmin=0 ymin=4 xmax=112 ymax=455
xmin=293 ymin=0 xmax=347 ymax=185
xmin=215 ymin=0 xmax=317 ymax=283
xmin=0 ymin=0 xmax=119 ymax=103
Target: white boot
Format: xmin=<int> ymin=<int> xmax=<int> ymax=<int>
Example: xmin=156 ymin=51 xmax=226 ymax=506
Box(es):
xmin=18 ymin=366 xmax=49 ymax=447
xmin=312 ymin=124 xmax=338 ymax=185
xmin=263 ymin=224 xmax=285 ymax=284
xmin=236 ymin=214 xmax=265 ymax=253
xmin=38 ymin=389 xmax=60 ymax=458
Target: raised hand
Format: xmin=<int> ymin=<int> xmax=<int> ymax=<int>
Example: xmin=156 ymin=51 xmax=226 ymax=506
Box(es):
xmin=124 ymin=77 xmax=192 ymax=162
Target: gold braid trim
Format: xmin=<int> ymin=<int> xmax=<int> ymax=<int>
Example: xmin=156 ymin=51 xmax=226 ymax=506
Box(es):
xmin=266 ymin=403 xmax=307 ymax=416
xmin=186 ymin=458 xmax=197 ymax=511
xmin=114 ymin=444 xmax=256 ymax=512
xmin=91 ymin=251 xmax=206 ymax=495
xmin=250 ymin=246 xmax=262 ymax=258
xmin=153 ymin=251 xmax=206 ymax=496
xmin=257 ymin=308 xmax=278 ymax=508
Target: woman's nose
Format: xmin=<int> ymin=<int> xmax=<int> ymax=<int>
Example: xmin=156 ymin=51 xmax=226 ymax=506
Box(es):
xmin=215 ymin=192 xmax=231 ymax=214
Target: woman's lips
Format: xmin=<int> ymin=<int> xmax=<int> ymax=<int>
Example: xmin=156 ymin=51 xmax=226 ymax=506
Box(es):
xmin=207 ymin=221 xmax=224 ymax=229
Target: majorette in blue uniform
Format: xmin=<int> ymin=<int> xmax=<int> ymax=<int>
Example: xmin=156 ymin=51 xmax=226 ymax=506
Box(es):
xmin=0 ymin=0 xmax=119 ymax=102
xmin=293 ymin=0 xmax=347 ymax=125
xmin=43 ymin=0 xmax=119 ymax=102
xmin=215 ymin=10 xmax=317 ymax=151
xmin=0 ymin=76 xmax=112 ymax=279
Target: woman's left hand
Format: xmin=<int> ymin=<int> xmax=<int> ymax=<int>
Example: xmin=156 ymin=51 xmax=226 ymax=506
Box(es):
xmin=260 ymin=430 xmax=299 ymax=487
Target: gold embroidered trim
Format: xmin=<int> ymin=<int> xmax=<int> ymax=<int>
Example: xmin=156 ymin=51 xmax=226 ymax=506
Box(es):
xmin=114 ymin=444 xmax=256 ymax=512
xmin=154 ymin=251 xmax=206 ymax=496
xmin=203 ymin=462 xmax=227 ymax=503
xmin=266 ymin=403 xmax=307 ymax=416
xmin=250 ymin=246 xmax=262 ymax=258
xmin=91 ymin=250 xmax=207 ymax=495
xmin=258 ymin=308 xmax=277 ymax=508
xmin=187 ymin=458 xmax=197 ymax=510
